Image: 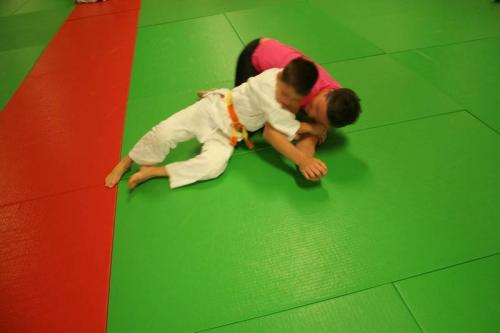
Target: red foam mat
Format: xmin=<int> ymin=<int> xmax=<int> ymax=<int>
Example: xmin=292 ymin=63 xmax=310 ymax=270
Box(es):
xmin=0 ymin=187 xmax=116 ymax=332
xmin=0 ymin=9 xmax=139 ymax=206
xmin=0 ymin=2 xmax=139 ymax=332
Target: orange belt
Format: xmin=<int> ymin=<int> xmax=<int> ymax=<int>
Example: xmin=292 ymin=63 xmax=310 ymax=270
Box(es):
xmin=226 ymin=92 xmax=254 ymax=149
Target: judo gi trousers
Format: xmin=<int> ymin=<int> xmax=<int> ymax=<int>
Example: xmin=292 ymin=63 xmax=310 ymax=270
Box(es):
xmin=129 ymin=96 xmax=234 ymax=188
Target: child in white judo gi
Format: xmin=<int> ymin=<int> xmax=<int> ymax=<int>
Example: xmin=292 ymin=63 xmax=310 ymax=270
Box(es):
xmin=105 ymin=58 xmax=328 ymax=190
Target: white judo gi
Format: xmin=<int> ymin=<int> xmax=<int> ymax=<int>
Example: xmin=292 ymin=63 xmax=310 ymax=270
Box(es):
xmin=129 ymin=68 xmax=300 ymax=188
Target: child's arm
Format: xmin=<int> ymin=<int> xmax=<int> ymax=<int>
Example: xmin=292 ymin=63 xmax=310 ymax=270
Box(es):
xmin=263 ymin=123 xmax=327 ymax=180
xmin=297 ymin=122 xmax=327 ymax=143
xmin=296 ymin=134 xmax=319 ymax=157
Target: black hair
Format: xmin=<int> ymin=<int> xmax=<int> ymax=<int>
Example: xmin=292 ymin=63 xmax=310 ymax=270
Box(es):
xmin=327 ymin=88 xmax=361 ymax=128
xmin=234 ymin=38 xmax=261 ymax=86
xmin=281 ymin=57 xmax=319 ymax=96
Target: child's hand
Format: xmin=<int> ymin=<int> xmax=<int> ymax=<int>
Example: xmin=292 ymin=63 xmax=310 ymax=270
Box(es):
xmin=298 ymin=157 xmax=327 ymax=181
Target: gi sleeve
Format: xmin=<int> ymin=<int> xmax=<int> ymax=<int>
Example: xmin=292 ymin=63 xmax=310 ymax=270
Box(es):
xmin=265 ymin=108 xmax=300 ymax=141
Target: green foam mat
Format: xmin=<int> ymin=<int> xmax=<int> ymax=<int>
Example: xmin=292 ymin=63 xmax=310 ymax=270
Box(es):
xmin=207 ymin=284 xmax=421 ymax=333
xmin=313 ymin=0 xmax=500 ymax=52
xmin=322 ymin=54 xmax=461 ymax=132
xmin=139 ymin=0 xmax=303 ymax=27
xmin=128 ymin=15 xmax=242 ymax=100
xmin=0 ymin=5 xmax=71 ymax=111
xmin=0 ymin=45 xmax=43 ymax=110
xmin=108 ymin=111 xmax=500 ymax=332
xmin=0 ymin=0 xmax=26 ymax=16
xmin=392 ymin=37 xmax=500 ymax=133
xmin=14 ymin=0 xmax=73 ymax=15
xmin=396 ymin=254 xmax=500 ymax=333
xmin=226 ymin=2 xmax=382 ymax=64
xmin=0 ymin=8 xmax=72 ymax=52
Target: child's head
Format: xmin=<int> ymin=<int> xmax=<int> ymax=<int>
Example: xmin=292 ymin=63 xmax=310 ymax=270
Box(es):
xmin=326 ymin=88 xmax=361 ymax=128
xmin=276 ymin=57 xmax=318 ymax=110
xmin=304 ymin=88 xmax=361 ymax=128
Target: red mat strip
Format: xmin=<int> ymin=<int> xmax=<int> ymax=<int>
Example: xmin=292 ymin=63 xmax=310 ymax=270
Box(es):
xmin=0 ymin=2 xmax=140 ymax=332
xmin=0 ymin=5 xmax=139 ymax=206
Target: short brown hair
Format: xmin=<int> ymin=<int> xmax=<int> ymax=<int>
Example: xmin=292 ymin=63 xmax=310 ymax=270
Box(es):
xmin=327 ymin=88 xmax=361 ymax=128
xmin=281 ymin=57 xmax=319 ymax=96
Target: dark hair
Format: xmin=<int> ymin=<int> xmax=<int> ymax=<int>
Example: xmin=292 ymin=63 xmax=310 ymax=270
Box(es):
xmin=281 ymin=57 xmax=319 ymax=96
xmin=327 ymin=88 xmax=361 ymax=128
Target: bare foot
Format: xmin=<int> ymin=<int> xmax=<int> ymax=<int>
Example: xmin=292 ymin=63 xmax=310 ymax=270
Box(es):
xmin=105 ymin=157 xmax=132 ymax=188
xmin=128 ymin=166 xmax=167 ymax=190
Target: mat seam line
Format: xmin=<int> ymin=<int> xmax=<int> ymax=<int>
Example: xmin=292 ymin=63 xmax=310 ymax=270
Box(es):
xmin=0 ymin=184 xmax=106 ymax=208
xmin=138 ymin=13 xmax=222 ymax=29
xmin=392 ymin=283 xmax=425 ymax=333
xmin=226 ymin=109 xmax=468 ymax=159
xmin=318 ymin=34 xmax=500 ymax=67
xmin=223 ymin=12 xmax=244 ymax=46
xmin=463 ymin=110 xmax=499 ymax=135
xmin=194 ymin=252 xmax=500 ymax=332
xmin=395 ymin=34 xmax=500 ymax=55
xmin=10 ymin=0 xmax=31 ymax=15
xmin=345 ymin=109 xmax=466 ymax=134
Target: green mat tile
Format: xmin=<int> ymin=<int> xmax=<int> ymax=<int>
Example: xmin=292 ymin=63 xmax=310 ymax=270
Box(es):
xmin=207 ymin=284 xmax=420 ymax=332
xmin=0 ymin=0 xmax=26 ymax=16
xmin=0 ymin=7 xmax=70 ymax=110
xmin=226 ymin=2 xmax=383 ymax=64
xmin=392 ymin=37 xmax=500 ymax=133
xmin=0 ymin=46 xmax=44 ymax=111
xmin=0 ymin=8 xmax=72 ymax=52
xmin=14 ymin=0 xmax=73 ymax=15
xmin=139 ymin=0 xmax=302 ymax=27
xmin=313 ymin=0 xmax=500 ymax=53
xmin=396 ymin=254 xmax=500 ymax=333
xmin=321 ymin=54 xmax=461 ymax=132
xmin=128 ymin=15 xmax=242 ymax=100
xmin=108 ymin=111 xmax=500 ymax=332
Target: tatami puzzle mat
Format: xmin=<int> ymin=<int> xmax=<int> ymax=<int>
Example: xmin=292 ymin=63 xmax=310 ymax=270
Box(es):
xmin=107 ymin=2 xmax=500 ymax=331
xmin=226 ymin=2 xmax=382 ymax=64
xmin=138 ymin=0 xmax=303 ymax=27
xmin=1 ymin=0 xmax=499 ymax=332
xmin=1 ymin=2 xmax=140 ymax=331
xmin=0 ymin=5 xmax=71 ymax=110
xmin=14 ymin=0 xmax=73 ymax=15
xmin=392 ymin=36 xmax=500 ymax=133
xmin=396 ymin=254 xmax=500 ymax=333
xmin=0 ymin=45 xmax=43 ymax=110
xmin=108 ymin=111 xmax=499 ymax=332
xmin=206 ymin=284 xmax=421 ymax=332
xmin=129 ymin=15 xmax=242 ymax=100
xmin=313 ymin=0 xmax=500 ymax=52
xmin=322 ymin=55 xmax=462 ymax=132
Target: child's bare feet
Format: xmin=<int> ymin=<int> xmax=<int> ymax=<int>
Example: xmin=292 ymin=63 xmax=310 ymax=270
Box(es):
xmin=128 ymin=166 xmax=167 ymax=190
xmin=105 ymin=157 xmax=132 ymax=188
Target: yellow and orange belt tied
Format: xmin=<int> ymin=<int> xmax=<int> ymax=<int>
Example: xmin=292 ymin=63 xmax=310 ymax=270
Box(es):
xmin=226 ymin=92 xmax=254 ymax=149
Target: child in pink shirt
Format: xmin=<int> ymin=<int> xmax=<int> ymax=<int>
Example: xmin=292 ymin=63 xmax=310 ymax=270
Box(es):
xmin=235 ymin=38 xmax=361 ymax=129
xmin=230 ymin=38 xmax=362 ymax=181
xmin=251 ymin=39 xmax=341 ymax=109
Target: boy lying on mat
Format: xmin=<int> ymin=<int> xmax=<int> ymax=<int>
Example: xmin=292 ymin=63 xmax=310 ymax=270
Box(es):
xmin=105 ymin=58 xmax=329 ymax=190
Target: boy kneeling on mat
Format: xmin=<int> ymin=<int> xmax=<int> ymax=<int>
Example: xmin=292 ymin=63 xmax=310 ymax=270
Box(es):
xmin=105 ymin=58 xmax=328 ymax=190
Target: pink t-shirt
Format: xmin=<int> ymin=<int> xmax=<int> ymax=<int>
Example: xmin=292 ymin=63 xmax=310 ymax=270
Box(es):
xmin=251 ymin=39 xmax=341 ymax=107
